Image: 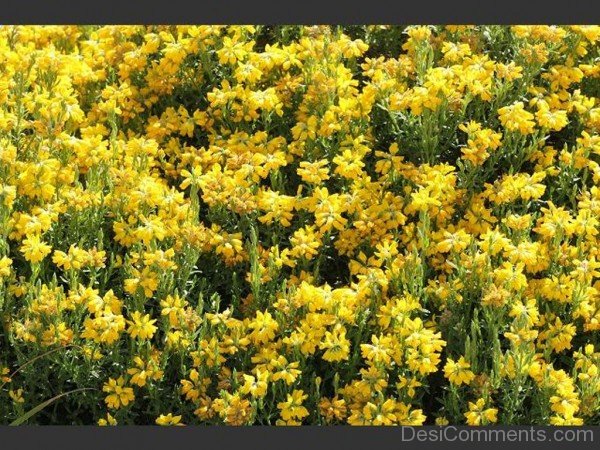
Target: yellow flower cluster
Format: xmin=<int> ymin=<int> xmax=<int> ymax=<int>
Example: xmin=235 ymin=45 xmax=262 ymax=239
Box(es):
xmin=1 ymin=25 xmax=600 ymax=425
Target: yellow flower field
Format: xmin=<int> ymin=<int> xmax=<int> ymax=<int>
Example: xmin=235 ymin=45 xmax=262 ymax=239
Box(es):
xmin=1 ymin=25 xmax=600 ymax=425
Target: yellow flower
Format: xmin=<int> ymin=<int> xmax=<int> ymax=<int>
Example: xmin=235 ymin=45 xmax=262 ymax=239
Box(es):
xmin=103 ymin=377 xmax=135 ymax=409
xmin=98 ymin=413 xmax=117 ymax=426
xmin=20 ymin=234 xmax=52 ymax=263
xmin=271 ymin=356 xmax=302 ymax=385
xmin=319 ymin=397 xmax=347 ymax=423
xmin=247 ymin=310 xmax=278 ymax=345
xmin=127 ymin=311 xmax=158 ymax=340
xmin=239 ymin=368 xmax=269 ymax=398
xmin=127 ymin=355 xmax=164 ymax=387
xmin=464 ymin=399 xmax=498 ymax=425
xmin=156 ymin=413 xmax=184 ymax=426
xmin=297 ymin=159 xmax=330 ymax=185
xmin=498 ymin=101 xmax=536 ymax=135
xmin=9 ymin=388 xmax=25 ymax=404
xmin=444 ymin=356 xmax=476 ymax=386
xmin=0 ymin=256 xmax=12 ymax=279
xmin=289 ymin=226 xmax=322 ymax=261
xmin=319 ymin=324 xmax=351 ymax=362
xmin=435 ymin=416 xmax=450 ymax=426
xmin=277 ymin=389 xmax=309 ymax=422
xmin=1 ymin=366 xmax=11 ymax=383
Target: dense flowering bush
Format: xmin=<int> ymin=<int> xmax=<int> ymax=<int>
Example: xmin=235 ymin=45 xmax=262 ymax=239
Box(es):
xmin=1 ymin=25 xmax=600 ymax=425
